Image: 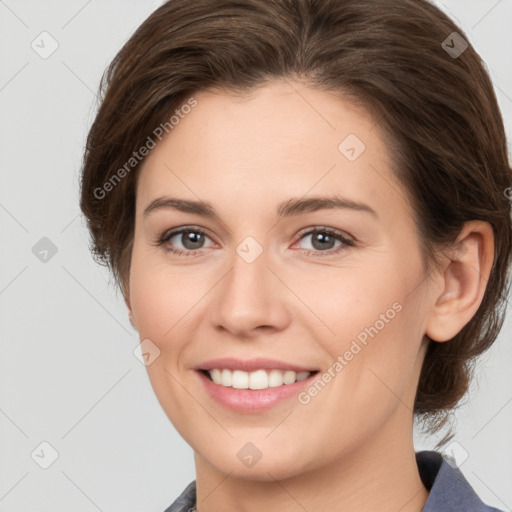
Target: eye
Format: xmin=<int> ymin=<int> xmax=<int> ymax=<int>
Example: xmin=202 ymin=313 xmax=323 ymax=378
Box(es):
xmin=294 ymin=227 xmax=354 ymax=255
xmin=155 ymin=225 xmax=355 ymax=257
xmin=156 ymin=226 xmax=215 ymax=256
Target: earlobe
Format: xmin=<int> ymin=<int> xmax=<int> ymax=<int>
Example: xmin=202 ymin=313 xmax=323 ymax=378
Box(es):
xmin=425 ymin=221 xmax=494 ymax=342
xmin=128 ymin=310 xmax=136 ymax=329
xmin=124 ymin=293 xmax=137 ymax=330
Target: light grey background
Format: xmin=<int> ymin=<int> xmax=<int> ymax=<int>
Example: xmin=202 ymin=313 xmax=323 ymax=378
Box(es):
xmin=0 ymin=1 xmax=511 ymax=511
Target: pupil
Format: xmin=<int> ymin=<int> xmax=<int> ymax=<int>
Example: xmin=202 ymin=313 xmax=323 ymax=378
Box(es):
xmin=183 ymin=231 xmax=204 ymax=249
xmin=313 ymin=232 xmax=334 ymax=250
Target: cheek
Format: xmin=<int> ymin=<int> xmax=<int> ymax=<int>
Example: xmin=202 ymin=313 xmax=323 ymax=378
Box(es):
xmin=309 ymin=264 xmax=404 ymax=335
xmin=128 ymin=248 xmax=200 ymax=428
xmin=314 ymin=259 xmax=425 ymax=381
xmin=129 ymin=246 xmax=192 ymax=349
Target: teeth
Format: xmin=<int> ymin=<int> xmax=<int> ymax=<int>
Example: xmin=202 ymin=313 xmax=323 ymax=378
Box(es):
xmin=210 ymin=369 xmax=222 ymax=385
xmin=232 ymin=370 xmax=249 ymax=389
xmin=206 ymin=369 xmax=312 ymax=389
xmin=268 ymin=369 xmax=284 ymax=388
xmin=221 ymin=369 xmax=232 ymax=387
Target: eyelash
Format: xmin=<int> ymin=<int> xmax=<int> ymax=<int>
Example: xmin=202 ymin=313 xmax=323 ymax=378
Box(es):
xmin=155 ymin=225 xmax=355 ymax=258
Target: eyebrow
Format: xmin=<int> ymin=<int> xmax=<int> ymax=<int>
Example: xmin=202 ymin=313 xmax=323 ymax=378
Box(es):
xmin=278 ymin=196 xmax=378 ymax=218
xmin=143 ymin=195 xmax=378 ymax=223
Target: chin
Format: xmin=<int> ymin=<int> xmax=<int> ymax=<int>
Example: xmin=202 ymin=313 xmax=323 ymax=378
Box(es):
xmin=195 ymin=437 xmax=313 ymax=481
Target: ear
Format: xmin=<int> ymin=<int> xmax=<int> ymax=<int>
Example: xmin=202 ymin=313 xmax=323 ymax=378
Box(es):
xmin=123 ymin=290 xmax=137 ymax=331
xmin=425 ymin=220 xmax=494 ymax=342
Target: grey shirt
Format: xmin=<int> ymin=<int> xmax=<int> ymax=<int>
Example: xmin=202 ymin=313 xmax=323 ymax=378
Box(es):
xmin=163 ymin=450 xmax=505 ymax=512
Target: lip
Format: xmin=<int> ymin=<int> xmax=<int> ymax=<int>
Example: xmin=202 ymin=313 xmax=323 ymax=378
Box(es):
xmin=195 ymin=357 xmax=318 ymax=373
xmin=195 ymin=367 xmax=319 ymax=413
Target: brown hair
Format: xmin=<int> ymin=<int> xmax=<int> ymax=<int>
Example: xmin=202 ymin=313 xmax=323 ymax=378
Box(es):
xmin=80 ymin=0 xmax=512 ymax=447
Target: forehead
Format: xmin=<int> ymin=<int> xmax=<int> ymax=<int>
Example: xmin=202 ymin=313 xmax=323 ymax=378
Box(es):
xmin=136 ymin=80 xmax=410 ymax=226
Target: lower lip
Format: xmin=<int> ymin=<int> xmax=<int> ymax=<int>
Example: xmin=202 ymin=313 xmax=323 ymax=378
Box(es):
xmin=196 ymin=370 xmax=317 ymax=413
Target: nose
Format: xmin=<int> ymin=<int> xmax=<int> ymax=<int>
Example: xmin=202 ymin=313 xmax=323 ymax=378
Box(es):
xmin=208 ymin=241 xmax=290 ymax=338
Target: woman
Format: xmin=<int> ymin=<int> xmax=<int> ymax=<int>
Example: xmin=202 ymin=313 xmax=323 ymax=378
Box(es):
xmin=79 ymin=0 xmax=511 ymax=511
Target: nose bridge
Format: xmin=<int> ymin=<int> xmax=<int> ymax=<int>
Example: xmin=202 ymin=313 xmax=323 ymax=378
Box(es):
xmin=209 ymin=233 xmax=287 ymax=334
xmin=226 ymin=234 xmax=271 ymax=307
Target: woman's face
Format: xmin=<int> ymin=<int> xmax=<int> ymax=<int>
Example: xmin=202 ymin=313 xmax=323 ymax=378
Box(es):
xmin=127 ymin=79 xmax=439 ymax=479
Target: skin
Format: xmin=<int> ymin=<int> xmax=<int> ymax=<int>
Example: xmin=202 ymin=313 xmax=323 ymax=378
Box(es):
xmin=125 ymin=79 xmax=494 ymax=512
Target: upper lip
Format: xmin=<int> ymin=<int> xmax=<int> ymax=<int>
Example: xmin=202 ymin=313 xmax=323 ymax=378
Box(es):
xmin=196 ymin=357 xmax=318 ymax=373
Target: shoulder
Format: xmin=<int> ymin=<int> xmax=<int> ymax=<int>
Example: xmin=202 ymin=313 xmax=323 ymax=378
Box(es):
xmin=162 ymin=480 xmax=196 ymax=512
xmin=416 ymin=450 xmax=506 ymax=512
